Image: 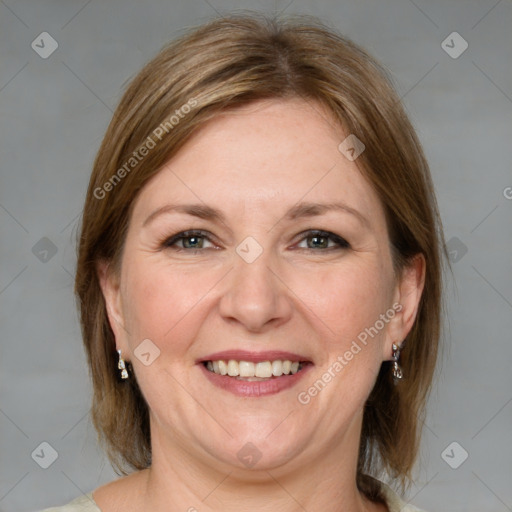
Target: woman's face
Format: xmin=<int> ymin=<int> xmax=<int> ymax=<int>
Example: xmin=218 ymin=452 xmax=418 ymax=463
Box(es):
xmin=99 ymin=98 xmax=422 ymax=474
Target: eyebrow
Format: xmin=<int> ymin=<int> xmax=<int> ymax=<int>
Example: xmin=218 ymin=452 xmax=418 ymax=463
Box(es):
xmin=142 ymin=201 xmax=370 ymax=229
xmin=285 ymin=202 xmax=370 ymax=228
xmin=142 ymin=204 xmax=226 ymax=227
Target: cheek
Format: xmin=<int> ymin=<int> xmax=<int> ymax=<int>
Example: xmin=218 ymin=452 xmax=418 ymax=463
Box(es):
xmin=293 ymin=264 xmax=392 ymax=421
xmin=120 ymin=259 xmax=218 ymax=346
xmin=301 ymin=261 xmax=392 ymax=343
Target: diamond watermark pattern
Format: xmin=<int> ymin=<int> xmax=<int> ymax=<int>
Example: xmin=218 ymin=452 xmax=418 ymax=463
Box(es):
xmin=237 ymin=442 xmax=262 ymax=468
xmin=338 ymin=134 xmax=365 ymax=161
xmin=134 ymin=338 xmax=161 ymax=366
xmin=441 ymin=441 xmax=469 ymax=469
xmin=32 ymin=237 xmax=58 ymax=263
xmin=445 ymin=236 xmax=468 ymax=263
xmin=31 ymin=32 xmax=59 ymax=59
xmin=31 ymin=441 xmax=59 ymax=469
xmin=236 ymin=236 xmax=263 ymax=264
xmin=441 ymin=32 xmax=468 ymax=59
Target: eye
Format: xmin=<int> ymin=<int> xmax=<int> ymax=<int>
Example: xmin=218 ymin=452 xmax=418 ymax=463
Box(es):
xmin=295 ymin=230 xmax=350 ymax=251
xmin=161 ymin=230 xmax=217 ymax=251
xmin=160 ymin=229 xmax=349 ymax=252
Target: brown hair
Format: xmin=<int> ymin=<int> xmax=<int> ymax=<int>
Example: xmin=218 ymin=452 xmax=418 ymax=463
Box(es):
xmin=74 ymin=13 xmax=446 ymax=500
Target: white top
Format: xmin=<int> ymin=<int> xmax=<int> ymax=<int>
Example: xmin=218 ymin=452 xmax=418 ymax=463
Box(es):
xmin=39 ymin=480 xmax=426 ymax=511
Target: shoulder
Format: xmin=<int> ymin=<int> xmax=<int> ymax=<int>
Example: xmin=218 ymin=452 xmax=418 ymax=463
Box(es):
xmin=39 ymin=493 xmax=101 ymax=512
xmin=377 ymin=480 xmax=427 ymax=512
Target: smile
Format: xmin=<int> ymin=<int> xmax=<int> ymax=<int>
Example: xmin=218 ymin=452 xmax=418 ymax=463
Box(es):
xmin=199 ymin=359 xmax=313 ymax=397
xmin=204 ymin=359 xmax=305 ymax=379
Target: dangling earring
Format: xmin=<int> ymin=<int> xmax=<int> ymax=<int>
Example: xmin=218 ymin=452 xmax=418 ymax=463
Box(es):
xmin=117 ymin=349 xmax=129 ymax=380
xmin=391 ymin=343 xmax=403 ymax=381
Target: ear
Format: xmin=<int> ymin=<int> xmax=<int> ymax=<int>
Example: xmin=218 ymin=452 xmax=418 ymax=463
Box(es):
xmin=384 ymin=253 xmax=426 ymax=360
xmin=96 ymin=259 xmax=130 ymax=356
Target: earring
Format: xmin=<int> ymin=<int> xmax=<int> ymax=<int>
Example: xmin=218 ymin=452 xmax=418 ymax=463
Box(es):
xmin=391 ymin=343 xmax=403 ymax=381
xmin=117 ymin=350 xmax=129 ymax=380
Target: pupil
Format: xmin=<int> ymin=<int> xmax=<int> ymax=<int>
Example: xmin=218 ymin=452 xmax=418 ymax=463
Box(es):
xmin=185 ymin=236 xmax=202 ymax=248
xmin=310 ymin=235 xmax=327 ymax=248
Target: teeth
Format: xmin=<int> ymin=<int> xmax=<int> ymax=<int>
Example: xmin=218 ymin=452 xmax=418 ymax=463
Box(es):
xmin=272 ymin=360 xmax=283 ymax=376
xmin=255 ymin=361 xmax=272 ymax=378
xmin=239 ymin=361 xmax=254 ymax=377
xmin=218 ymin=360 xmax=228 ymax=375
xmin=205 ymin=359 xmax=304 ymax=378
xmin=227 ymin=360 xmax=239 ymax=376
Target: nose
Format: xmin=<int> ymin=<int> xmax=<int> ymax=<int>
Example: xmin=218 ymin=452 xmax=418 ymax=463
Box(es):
xmin=218 ymin=250 xmax=293 ymax=332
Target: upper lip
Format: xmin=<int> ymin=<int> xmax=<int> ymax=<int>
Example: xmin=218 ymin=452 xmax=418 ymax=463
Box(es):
xmin=197 ymin=350 xmax=313 ymax=364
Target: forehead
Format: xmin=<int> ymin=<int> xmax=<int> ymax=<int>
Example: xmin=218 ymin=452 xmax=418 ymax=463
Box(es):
xmin=131 ymin=98 xmax=386 ymax=228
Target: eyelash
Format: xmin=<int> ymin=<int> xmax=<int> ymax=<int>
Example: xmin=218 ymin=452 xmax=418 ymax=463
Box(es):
xmin=160 ymin=229 xmax=350 ymax=252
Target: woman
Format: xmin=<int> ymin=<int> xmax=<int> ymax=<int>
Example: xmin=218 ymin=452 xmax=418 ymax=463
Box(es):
xmin=43 ymin=13 xmax=445 ymax=512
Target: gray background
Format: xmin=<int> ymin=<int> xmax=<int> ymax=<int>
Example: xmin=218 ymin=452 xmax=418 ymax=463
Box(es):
xmin=1 ymin=0 xmax=511 ymax=511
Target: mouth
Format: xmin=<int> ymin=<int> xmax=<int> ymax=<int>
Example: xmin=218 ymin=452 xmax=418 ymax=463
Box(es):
xmin=196 ymin=350 xmax=314 ymax=397
xmin=201 ymin=359 xmax=311 ymax=380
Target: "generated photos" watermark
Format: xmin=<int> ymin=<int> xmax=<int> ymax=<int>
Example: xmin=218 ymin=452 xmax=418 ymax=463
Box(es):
xmin=297 ymin=302 xmax=402 ymax=405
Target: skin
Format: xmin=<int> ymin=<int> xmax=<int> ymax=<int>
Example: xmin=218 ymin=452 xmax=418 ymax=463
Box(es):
xmin=96 ymin=98 xmax=425 ymax=512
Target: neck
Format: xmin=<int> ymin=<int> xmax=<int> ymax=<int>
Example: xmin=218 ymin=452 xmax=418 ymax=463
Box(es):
xmin=138 ymin=413 xmax=386 ymax=512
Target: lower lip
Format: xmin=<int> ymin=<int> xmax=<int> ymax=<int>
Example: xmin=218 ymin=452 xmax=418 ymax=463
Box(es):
xmin=198 ymin=362 xmax=313 ymax=397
